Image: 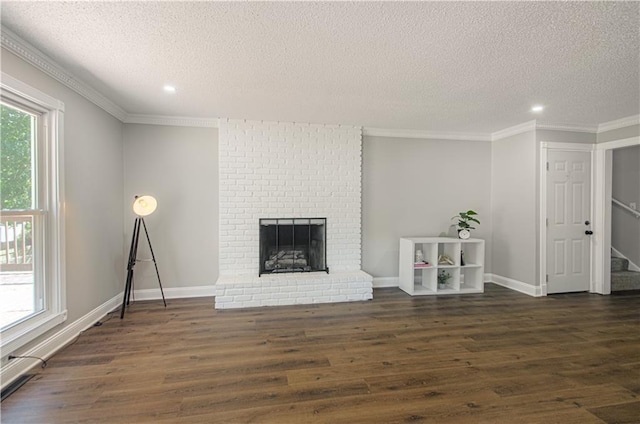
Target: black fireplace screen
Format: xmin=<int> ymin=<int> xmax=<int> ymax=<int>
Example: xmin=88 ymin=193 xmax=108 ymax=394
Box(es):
xmin=259 ymin=218 xmax=328 ymax=276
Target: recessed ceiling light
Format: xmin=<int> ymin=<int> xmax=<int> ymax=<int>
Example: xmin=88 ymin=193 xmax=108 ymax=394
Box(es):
xmin=163 ymin=85 xmax=176 ymax=93
xmin=531 ymin=105 xmax=544 ymax=113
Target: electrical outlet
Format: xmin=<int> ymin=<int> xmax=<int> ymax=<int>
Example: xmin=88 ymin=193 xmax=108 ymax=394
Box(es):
xmin=631 ymin=202 xmax=637 ymax=210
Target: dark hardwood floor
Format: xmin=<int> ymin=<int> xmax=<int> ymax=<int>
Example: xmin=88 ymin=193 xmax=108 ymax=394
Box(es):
xmin=2 ymin=284 xmax=639 ymax=423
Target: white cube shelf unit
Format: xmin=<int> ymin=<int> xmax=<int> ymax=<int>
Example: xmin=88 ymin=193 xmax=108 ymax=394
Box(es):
xmin=399 ymin=237 xmax=485 ymax=296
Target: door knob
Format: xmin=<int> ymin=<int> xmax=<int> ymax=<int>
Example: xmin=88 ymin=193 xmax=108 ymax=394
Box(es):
xmin=585 ymin=220 xmax=590 ymax=226
xmin=585 ymin=230 xmax=593 ymax=235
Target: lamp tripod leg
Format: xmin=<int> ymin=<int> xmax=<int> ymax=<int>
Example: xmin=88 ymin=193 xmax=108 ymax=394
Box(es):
xmin=121 ymin=218 xmax=141 ymax=319
xmin=141 ymin=218 xmax=166 ymax=308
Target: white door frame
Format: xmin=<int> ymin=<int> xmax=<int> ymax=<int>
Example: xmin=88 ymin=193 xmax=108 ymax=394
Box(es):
xmin=592 ymin=136 xmax=640 ymax=295
xmin=539 ymin=142 xmax=595 ymax=296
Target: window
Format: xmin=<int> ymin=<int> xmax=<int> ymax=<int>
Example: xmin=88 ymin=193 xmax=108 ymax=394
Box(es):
xmin=1 ymin=73 xmax=66 ymax=355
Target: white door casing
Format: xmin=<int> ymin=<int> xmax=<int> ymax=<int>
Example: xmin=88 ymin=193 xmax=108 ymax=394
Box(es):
xmin=546 ymin=149 xmax=592 ymax=294
xmin=593 ymin=136 xmax=640 ymax=295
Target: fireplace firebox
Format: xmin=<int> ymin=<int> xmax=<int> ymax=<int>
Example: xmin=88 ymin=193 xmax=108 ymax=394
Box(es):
xmin=259 ymin=218 xmax=328 ymax=276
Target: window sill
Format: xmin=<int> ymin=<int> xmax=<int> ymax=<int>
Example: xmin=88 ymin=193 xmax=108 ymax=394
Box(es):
xmin=1 ymin=310 xmax=67 ymax=355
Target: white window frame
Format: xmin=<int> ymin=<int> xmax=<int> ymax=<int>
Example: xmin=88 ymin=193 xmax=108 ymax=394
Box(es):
xmin=1 ymin=73 xmax=66 ymax=355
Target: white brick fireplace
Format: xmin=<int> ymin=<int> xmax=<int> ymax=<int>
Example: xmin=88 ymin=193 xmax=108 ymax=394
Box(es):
xmin=215 ymin=118 xmax=373 ymax=309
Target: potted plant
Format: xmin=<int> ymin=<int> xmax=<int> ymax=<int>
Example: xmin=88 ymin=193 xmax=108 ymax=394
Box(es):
xmin=451 ymin=210 xmax=480 ymax=239
xmin=437 ymin=270 xmax=451 ymax=289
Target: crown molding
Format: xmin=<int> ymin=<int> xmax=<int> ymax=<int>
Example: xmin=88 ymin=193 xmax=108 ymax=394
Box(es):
xmin=363 ymin=127 xmax=491 ymax=142
xmin=491 ymin=120 xmax=537 ymax=141
xmin=492 ymin=120 xmax=603 ymax=141
xmin=536 ymin=122 xmax=598 ymax=133
xmin=124 ymin=114 xmax=219 ymax=128
xmin=597 ymin=114 xmax=640 ymax=134
xmin=1 ymin=27 xmax=128 ymax=121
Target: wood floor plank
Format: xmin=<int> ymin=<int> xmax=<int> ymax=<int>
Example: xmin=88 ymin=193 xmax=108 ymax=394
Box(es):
xmin=589 ymin=401 xmax=640 ymax=424
xmin=176 ymin=386 xmax=504 ymax=423
xmin=179 ymin=379 xmax=371 ymax=416
xmin=1 ymin=284 xmax=638 ymax=423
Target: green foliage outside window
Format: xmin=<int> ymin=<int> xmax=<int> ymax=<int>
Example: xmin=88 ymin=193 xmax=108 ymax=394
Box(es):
xmin=1 ymin=104 xmax=33 ymax=210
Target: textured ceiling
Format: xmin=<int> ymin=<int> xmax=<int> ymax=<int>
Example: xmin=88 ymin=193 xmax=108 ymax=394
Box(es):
xmin=1 ymin=1 xmax=638 ymax=133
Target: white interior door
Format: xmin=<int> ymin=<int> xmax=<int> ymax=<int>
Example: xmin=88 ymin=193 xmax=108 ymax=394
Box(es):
xmin=547 ymin=150 xmax=592 ymax=294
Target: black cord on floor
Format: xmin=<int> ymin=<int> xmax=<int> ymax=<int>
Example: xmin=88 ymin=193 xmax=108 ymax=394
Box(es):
xmin=8 ymin=355 xmax=47 ymax=368
xmin=63 ymin=310 xmax=118 ymax=350
xmin=94 ymin=312 xmax=115 ymax=326
xmin=6 ymin=310 xmax=117 ymax=372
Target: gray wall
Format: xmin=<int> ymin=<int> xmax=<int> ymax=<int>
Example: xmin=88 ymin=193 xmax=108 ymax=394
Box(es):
xmin=597 ymin=124 xmax=640 ymax=143
xmin=1 ymin=49 xmax=124 ymax=342
xmin=491 ymin=130 xmax=538 ymax=285
xmin=612 ymin=145 xmax=640 ymax=267
xmin=362 ymin=136 xmax=492 ymax=279
xmin=123 ymin=124 xmax=219 ymax=289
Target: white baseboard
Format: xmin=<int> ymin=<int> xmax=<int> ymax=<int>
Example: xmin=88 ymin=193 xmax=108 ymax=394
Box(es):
xmin=611 ymin=247 xmax=640 ymax=272
xmin=1 ymin=293 xmax=121 ymax=391
xmin=132 ymin=285 xmax=216 ymax=301
xmin=488 ymin=273 xmax=542 ymax=297
xmin=373 ymin=274 xmax=493 ymax=289
xmin=372 ymin=277 xmax=398 ymax=288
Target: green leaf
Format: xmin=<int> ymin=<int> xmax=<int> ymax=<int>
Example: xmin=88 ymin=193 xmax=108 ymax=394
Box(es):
xmin=1 ymin=105 xmax=33 ymax=209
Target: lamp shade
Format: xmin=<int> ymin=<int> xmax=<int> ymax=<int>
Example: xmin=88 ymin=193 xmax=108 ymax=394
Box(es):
xmin=132 ymin=195 xmax=157 ymax=217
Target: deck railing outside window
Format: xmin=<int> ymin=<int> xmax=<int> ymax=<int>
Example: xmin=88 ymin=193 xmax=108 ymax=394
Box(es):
xmin=1 ymin=211 xmax=35 ymax=272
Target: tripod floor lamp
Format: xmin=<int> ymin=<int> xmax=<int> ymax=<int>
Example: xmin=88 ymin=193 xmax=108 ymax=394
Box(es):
xmin=120 ymin=195 xmax=166 ymax=319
